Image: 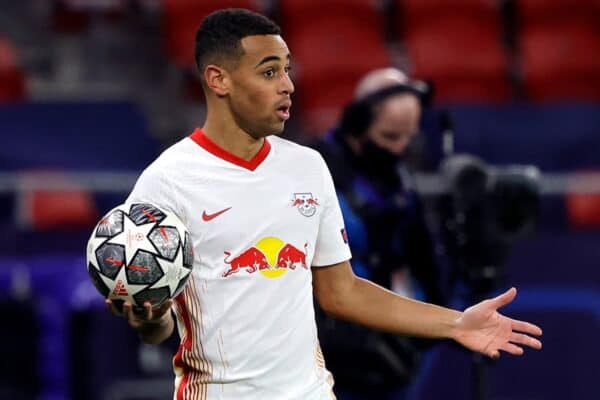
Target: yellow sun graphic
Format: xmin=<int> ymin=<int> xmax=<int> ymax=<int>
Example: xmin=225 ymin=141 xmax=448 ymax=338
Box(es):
xmin=255 ymin=237 xmax=287 ymax=278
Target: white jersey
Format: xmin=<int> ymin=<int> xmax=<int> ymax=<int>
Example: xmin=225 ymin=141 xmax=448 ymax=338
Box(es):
xmin=126 ymin=129 xmax=351 ymax=400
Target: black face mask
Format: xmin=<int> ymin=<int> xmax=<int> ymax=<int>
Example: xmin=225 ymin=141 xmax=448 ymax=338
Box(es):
xmin=358 ymin=140 xmax=402 ymax=187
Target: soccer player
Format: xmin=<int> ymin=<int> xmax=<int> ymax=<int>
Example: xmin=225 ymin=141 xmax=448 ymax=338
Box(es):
xmin=106 ymin=9 xmax=542 ymax=400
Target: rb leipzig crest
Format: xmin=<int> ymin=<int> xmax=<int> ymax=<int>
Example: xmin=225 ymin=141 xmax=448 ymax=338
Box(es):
xmin=292 ymin=193 xmax=319 ymax=217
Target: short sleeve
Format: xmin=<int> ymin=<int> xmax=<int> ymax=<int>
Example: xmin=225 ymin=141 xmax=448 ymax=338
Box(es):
xmin=125 ymin=163 xmax=185 ymax=223
xmin=311 ymin=155 xmax=352 ymax=266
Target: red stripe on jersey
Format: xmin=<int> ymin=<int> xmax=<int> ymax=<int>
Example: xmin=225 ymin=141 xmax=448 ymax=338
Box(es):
xmin=177 ymin=372 xmax=189 ymax=400
xmin=189 ymin=128 xmax=271 ymax=171
xmin=174 ymin=292 xmax=193 ymax=399
xmin=173 ymin=277 xmax=211 ymax=399
xmin=175 ymin=292 xmax=193 ymax=351
xmin=177 ymin=369 xmax=190 ymax=400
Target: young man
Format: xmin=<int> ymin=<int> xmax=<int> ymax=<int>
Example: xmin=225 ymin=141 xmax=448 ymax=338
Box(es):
xmin=106 ymin=9 xmax=542 ymax=400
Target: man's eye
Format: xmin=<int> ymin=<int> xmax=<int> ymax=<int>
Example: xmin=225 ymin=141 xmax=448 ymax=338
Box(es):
xmin=264 ymin=69 xmax=275 ymax=78
xmin=284 ymin=66 xmax=292 ymax=74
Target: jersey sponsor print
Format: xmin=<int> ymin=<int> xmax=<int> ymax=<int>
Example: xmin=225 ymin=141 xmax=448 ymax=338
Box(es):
xmin=223 ymin=237 xmax=307 ymax=278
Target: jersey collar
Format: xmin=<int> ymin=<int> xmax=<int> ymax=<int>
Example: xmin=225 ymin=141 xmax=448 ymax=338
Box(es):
xmin=189 ymin=128 xmax=271 ymax=171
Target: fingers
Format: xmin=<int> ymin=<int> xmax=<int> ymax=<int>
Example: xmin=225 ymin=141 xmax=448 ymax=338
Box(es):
xmin=486 ymin=343 xmax=523 ymax=359
xmin=106 ymin=299 xmax=122 ymax=317
xmin=123 ymin=301 xmax=135 ymax=321
xmin=510 ymin=332 xmax=542 ymax=350
xmin=491 ymin=287 xmax=517 ymax=309
xmin=155 ymin=299 xmax=174 ymax=317
xmin=500 ymin=342 xmax=524 ymax=356
xmin=126 ymin=301 xmax=159 ymax=322
xmin=144 ymin=300 xmax=173 ymax=325
xmin=511 ymin=319 xmax=543 ymax=336
xmin=488 ymin=349 xmax=500 ymax=359
xmin=108 ymin=300 xmax=141 ymax=322
xmin=485 ymin=332 xmax=541 ymax=359
xmin=106 ymin=298 xmax=173 ymax=324
xmin=142 ymin=302 xmax=153 ymax=320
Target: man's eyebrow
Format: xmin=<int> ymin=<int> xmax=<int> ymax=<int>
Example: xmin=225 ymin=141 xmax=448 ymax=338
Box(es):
xmin=255 ymin=53 xmax=291 ymax=68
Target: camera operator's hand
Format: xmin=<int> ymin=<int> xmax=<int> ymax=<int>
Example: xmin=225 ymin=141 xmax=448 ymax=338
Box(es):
xmin=453 ymin=288 xmax=542 ymax=358
xmin=106 ymin=299 xmax=174 ymax=344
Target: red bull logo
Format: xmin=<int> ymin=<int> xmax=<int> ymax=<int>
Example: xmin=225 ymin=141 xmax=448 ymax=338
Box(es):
xmin=223 ymin=237 xmax=308 ymax=278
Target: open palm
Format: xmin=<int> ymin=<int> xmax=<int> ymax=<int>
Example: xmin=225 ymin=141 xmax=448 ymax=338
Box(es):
xmin=454 ymin=288 xmax=543 ymax=358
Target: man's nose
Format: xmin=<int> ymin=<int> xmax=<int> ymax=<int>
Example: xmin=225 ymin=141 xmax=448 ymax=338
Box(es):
xmin=280 ymin=73 xmax=295 ymax=95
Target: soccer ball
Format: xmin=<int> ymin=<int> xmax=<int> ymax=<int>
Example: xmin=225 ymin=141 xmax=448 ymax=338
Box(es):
xmin=86 ymin=202 xmax=193 ymax=310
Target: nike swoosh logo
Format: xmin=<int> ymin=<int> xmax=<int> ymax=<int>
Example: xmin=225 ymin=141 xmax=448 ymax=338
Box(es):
xmin=202 ymin=207 xmax=232 ymax=221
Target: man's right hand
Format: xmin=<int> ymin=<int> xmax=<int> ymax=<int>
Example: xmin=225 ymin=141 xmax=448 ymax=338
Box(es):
xmin=106 ymin=298 xmax=175 ymax=344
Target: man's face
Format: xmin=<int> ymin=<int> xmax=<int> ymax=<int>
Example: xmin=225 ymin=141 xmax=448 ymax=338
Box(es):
xmin=226 ymin=35 xmax=294 ymax=138
xmin=365 ymin=94 xmax=421 ymax=156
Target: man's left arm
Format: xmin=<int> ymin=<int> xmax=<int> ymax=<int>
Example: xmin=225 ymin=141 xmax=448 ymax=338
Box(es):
xmin=312 ymin=261 xmax=542 ymax=358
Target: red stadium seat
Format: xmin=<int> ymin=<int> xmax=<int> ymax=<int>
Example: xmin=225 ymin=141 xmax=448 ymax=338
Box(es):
xmin=396 ymin=0 xmax=511 ymax=102
xmin=27 ymin=190 xmax=99 ymax=230
xmin=17 ymin=172 xmax=99 ymax=230
xmin=566 ymin=190 xmax=600 ymax=229
xmin=51 ymin=0 xmax=91 ymax=33
xmin=399 ymin=0 xmax=504 ymax=27
xmin=0 ymin=37 xmax=26 ymax=101
xmin=51 ymin=0 xmax=130 ymax=33
xmin=516 ymin=0 xmax=600 ymax=101
xmin=279 ymin=0 xmax=391 ymax=134
xmin=518 ymin=0 xmax=600 ymax=27
xmin=162 ymin=0 xmax=261 ymax=69
xmin=519 ymin=26 xmax=600 ymax=101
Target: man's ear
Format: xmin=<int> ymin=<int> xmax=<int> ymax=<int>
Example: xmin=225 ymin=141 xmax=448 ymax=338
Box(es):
xmin=204 ymin=64 xmax=229 ymax=96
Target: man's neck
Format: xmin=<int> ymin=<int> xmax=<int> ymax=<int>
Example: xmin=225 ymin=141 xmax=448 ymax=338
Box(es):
xmin=202 ymin=113 xmax=265 ymax=162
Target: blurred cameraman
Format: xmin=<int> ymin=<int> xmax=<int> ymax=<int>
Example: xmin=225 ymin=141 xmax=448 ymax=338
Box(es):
xmin=312 ymin=68 xmax=447 ymax=400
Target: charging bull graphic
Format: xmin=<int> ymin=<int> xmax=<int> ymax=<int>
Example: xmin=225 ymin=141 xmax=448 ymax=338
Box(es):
xmin=223 ymin=237 xmax=308 ymax=279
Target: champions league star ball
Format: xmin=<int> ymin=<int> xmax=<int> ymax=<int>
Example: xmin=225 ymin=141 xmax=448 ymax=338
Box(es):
xmin=86 ymin=203 xmax=193 ymax=310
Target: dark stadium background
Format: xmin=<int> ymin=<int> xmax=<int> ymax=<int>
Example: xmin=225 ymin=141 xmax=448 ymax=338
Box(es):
xmin=0 ymin=1 xmax=598 ymax=399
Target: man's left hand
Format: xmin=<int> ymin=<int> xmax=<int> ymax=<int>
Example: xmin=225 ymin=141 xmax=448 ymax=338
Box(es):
xmin=453 ymin=287 xmax=543 ymax=358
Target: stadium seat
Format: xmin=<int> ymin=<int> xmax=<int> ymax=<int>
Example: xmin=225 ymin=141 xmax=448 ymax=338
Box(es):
xmin=278 ymin=0 xmax=391 ymax=134
xmin=516 ymin=0 xmax=600 ymax=101
xmin=567 ymin=192 xmax=600 ymax=228
xmin=162 ymin=0 xmax=261 ymax=69
xmin=51 ymin=0 xmax=130 ymax=33
xmin=566 ymin=171 xmax=600 ymax=228
xmin=398 ymin=0 xmax=504 ymax=26
xmin=17 ymin=171 xmax=99 ymax=231
xmin=0 ymin=37 xmax=26 ymax=101
xmin=518 ymin=0 xmax=600 ymax=27
xmin=51 ymin=0 xmax=91 ymax=33
xmin=0 ymin=102 xmax=158 ymax=233
xmin=519 ymin=26 xmax=600 ymax=101
xmin=395 ymin=0 xmax=511 ymax=102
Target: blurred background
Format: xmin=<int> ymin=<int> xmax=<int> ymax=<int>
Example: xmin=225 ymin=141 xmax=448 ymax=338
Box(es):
xmin=0 ymin=0 xmax=599 ymax=399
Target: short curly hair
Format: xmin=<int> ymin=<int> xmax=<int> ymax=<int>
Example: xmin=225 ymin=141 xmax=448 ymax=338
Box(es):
xmin=195 ymin=9 xmax=281 ymax=75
